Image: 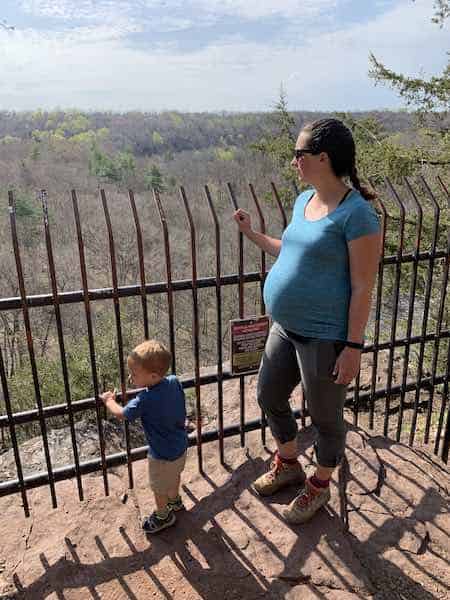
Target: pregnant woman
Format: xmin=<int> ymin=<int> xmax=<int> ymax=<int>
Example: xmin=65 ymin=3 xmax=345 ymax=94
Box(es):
xmin=233 ymin=118 xmax=381 ymax=524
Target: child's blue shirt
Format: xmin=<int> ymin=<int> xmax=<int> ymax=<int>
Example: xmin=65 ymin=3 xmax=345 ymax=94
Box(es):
xmin=123 ymin=375 xmax=188 ymax=460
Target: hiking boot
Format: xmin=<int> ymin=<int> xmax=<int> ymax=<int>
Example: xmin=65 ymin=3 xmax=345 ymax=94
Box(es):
xmin=167 ymin=495 xmax=185 ymax=512
xmin=142 ymin=510 xmax=176 ymax=534
xmin=252 ymin=452 xmax=306 ymax=497
xmin=283 ymin=478 xmax=331 ymax=524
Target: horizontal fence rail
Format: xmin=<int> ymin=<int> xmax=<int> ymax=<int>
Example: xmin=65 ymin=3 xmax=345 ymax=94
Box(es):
xmin=0 ymin=176 xmax=449 ymax=516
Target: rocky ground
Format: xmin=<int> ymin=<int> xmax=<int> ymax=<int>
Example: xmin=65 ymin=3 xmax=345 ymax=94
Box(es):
xmin=0 ymin=376 xmax=449 ymax=599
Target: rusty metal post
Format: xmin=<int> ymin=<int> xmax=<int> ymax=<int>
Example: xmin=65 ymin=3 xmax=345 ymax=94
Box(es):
xmin=41 ymin=190 xmax=83 ymax=501
xmin=0 ymin=344 xmax=29 ymax=515
xmin=270 ymin=182 xmax=287 ymax=230
xmin=71 ymin=190 xmax=109 ymax=496
xmin=396 ymin=178 xmax=423 ymax=441
xmin=409 ymin=177 xmax=440 ymax=447
xmin=435 ymin=176 xmax=450 ymax=461
xmin=369 ymin=180 xmax=388 ymax=429
xmin=227 ymin=183 xmax=246 ymax=447
xmin=383 ymin=178 xmax=406 ymax=437
xmin=8 ymin=190 xmax=58 ymax=508
xmin=153 ymin=189 xmax=176 ymax=374
xmin=203 ymin=185 xmax=225 ymax=464
xmin=100 ymin=189 xmax=133 ymax=489
xmin=128 ymin=190 xmax=149 ymax=340
xmin=179 ymin=186 xmax=203 ymax=471
xmin=248 ymin=183 xmax=269 ymax=441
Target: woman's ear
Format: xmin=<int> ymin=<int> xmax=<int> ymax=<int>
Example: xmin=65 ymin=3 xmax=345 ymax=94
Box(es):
xmin=318 ymin=151 xmax=329 ymax=163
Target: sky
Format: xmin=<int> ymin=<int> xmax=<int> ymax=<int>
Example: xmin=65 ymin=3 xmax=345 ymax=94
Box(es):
xmin=0 ymin=0 xmax=448 ymax=112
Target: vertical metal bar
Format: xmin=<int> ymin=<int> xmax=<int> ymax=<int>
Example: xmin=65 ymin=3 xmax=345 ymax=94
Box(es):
xmin=352 ymin=371 xmax=361 ymax=427
xmin=368 ymin=180 xmax=388 ymax=430
xmin=436 ymin=339 xmax=450 ymax=459
xmin=8 ymin=191 xmax=58 ymax=508
xmin=100 ymin=190 xmax=133 ymax=489
xmin=203 ymin=185 xmax=225 ymax=464
xmin=0 ymin=345 xmax=29 ymax=516
xmin=396 ymin=178 xmax=423 ymax=441
xmin=419 ymin=178 xmax=446 ymax=445
xmin=409 ymin=177 xmax=440 ymax=447
xmin=248 ymin=183 xmax=268 ymax=444
xmin=227 ymin=182 xmax=246 ymax=447
xmin=383 ymin=178 xmax=406 ymax=437
xmin=248 ymin=184 xmax=266 ymax=314
xmin=442 ymin=394 xmax=450 ymax=463
xmin=432 ymin=176 xmax=450 ymax=456
xmin=179 ymin=186 xmax=203 ymax=471
xmin=153 ymin=189 xmax=176 ymax=374
xmin=128 ymin=190 xmax=149 ymax=340
xmin=41 ymin=190 xmax=83 ymax=501
xmin=71 ymin=190 xmax=109 ymax=496
xmin=270 ymin=182 xmax=287 ymax=230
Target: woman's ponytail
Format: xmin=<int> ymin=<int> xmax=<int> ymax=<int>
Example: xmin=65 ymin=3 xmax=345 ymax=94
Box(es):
xmin=349 ymin=164 xmax=377 ymax=202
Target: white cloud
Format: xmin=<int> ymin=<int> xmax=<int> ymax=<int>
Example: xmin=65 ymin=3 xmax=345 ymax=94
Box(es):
xmin=20 ymin=0 xmax=127 ymax=20
xmin=191 ymin=0 xmax=340 ymax=20
xmin=20 ymin=0 xmax=340 ymax=22
xmin=1 ymin=0 xmax=448 ymax=111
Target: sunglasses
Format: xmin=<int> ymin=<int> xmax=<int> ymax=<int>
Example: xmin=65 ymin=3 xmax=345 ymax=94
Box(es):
xmin=293 ymin=148 xmax=315 ymax=160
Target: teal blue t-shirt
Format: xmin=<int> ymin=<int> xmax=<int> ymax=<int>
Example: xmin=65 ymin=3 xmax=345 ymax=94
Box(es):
xmin=263 ymin=189 xmax=380 ymax=341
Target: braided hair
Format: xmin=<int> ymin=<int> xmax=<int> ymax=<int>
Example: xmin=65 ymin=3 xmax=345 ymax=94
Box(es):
xmin=302 ymin=118 xmax=376 ymax=201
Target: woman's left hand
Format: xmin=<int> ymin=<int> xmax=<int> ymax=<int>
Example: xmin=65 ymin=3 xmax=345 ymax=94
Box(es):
xmin=332 ymin=347 xmax=361 ymax=385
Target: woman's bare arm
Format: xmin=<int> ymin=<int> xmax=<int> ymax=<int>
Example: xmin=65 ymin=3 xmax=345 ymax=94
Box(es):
xmin=347 ymin=231 xmax=382 ymax=343
xmin=233 ymin=209 xmax=282 ymax=257
xmin=333 ymin=231 xmax=381 ymax=385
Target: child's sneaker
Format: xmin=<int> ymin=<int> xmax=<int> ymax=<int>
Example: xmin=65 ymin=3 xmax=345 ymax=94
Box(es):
xmin=142 ymin=510 xmax=176 ymax=534
xmin=252 ymin=452 xmax=306 ymax=497
xmin=167 ymin=495 xmax=185 ymax=512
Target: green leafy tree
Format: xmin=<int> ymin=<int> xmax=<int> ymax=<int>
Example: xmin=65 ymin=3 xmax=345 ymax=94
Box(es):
xmin=89 ymin=146 xmax=136 ymax=184
xmin=144 ymin=165 xmax=165 ymax=192
xmin=250 ymin=85 xmax=297 ymax=184
xmin=369 ymin=2 xmax=450 ymax=181
xmin=369 ymin=0 xmax=449 ymax=109
xmin=250 ymin=85 xmax=301 ymax=204
xmin=152 ymin=131 xmax=164 ymax=145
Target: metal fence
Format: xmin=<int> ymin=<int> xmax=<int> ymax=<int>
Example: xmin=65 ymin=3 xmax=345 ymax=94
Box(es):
xmin=0 ymin=176 xmax=449 ymax=517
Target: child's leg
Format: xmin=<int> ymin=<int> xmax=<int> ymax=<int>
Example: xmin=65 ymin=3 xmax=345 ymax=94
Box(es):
xmin=153 ymin=492 xmax=170 ymax=513
xmin=167 ymin=474 xmax=181 ymax=503
xmin=143 ymin=458 xmax=176 ymax=533
xmin=167 ymin=452 xmax=187 ymax=511
xmin=148 ymin=453 xmax=185 ymax=508
xmin=148 ymin=457 xmax=171 ymax=516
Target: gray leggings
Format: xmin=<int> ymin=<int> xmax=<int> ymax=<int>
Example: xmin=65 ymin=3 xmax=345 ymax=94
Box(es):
xmin=257 ymin=322 xmax=348 ymax=468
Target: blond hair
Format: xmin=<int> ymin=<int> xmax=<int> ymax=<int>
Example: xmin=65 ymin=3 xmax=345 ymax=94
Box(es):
xmin=128 ymin=340 xmax=171 ymax=376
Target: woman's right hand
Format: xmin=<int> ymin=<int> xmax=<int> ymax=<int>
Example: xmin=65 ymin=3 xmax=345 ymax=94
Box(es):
xmin=233 ymin=209 xmax=252 ymax=234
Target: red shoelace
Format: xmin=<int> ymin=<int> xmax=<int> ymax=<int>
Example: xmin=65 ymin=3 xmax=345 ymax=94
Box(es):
xmin=296 ymin=481 xmax=319 ymax=508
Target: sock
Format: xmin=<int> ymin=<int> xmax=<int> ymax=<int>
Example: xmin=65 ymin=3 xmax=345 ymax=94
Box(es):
xmin=155 ymin=507 xmax=170 ymax=520
xmin=276 ymin=450 xmax=298 ymax=465
xmin=310 ymin=475 xmax=330 ymax=489
xmin=168 ymin=495 xmax=181 ymax=504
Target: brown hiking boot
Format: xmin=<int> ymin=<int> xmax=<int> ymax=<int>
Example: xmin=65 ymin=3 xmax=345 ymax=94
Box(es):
xmin=283 ymin=478 xmax=331 ymax=524
xmin=252 ymin=452 xmax=306 ymax=497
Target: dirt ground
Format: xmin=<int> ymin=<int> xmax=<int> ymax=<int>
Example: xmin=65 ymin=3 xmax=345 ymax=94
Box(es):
xmin=0 ymin=416 xmax=449 ymax=600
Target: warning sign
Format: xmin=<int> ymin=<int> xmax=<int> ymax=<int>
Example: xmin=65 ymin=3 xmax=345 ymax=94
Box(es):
xmin=230 ymin=315 xmax=270 ymax=375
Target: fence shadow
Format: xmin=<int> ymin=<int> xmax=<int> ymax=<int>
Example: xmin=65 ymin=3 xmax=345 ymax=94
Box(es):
xmin=11 ymin=425 xmax=449 ymax=599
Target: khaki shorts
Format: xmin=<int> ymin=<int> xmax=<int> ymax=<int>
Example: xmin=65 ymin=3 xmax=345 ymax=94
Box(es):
xmin=148 ymin=451 xmax=187 ymax=495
